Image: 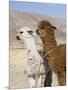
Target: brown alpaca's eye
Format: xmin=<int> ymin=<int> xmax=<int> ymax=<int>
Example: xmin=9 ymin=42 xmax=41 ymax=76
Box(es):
xmin=20 ymin=31 xmax=23 ymax=34
xmin=38 ymin=25 xmax=45 ymax=29
xmin=41 ymin=26 xmax=45 ymax=29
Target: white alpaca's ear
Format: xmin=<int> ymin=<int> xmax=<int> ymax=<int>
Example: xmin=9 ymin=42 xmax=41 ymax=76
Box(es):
xmin=28 ymin=31 xmax=33 ymax=35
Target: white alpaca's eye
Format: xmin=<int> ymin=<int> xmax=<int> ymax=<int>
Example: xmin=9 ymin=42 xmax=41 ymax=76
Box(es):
xmin=20 ymin=31 xmax=23 ymax=34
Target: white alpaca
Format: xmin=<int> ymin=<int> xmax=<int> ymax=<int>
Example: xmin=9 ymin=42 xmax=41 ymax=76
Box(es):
xmin=16 ymin=27 xmax=45 ymax=88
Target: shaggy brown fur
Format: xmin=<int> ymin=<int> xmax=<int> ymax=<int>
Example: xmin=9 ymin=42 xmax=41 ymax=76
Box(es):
xmin=36 ymin=20 xmax=66 ymax=86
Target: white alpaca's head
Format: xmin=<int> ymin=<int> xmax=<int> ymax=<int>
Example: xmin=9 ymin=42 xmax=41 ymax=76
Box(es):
xmin=16 ymin=27 xmax=34 ymax=40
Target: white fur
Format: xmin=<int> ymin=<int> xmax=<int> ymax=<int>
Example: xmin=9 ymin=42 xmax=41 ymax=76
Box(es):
xmin=16 ymin=27 xmax=45 ymax=87
xmin=51 ymin=71 xmax=59 ymax=86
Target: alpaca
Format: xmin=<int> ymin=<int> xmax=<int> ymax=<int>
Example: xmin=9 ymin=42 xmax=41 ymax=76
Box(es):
xmin=36 ymin=20 xmax=66 ymax=86
xmin=16 ymin=27 xmax=45 ymax=88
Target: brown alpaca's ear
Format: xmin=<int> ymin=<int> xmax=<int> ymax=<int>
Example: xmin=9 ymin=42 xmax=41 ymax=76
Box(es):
xmin=51 ymin=26 xmax=56 ymax=30
xmin=36 ymin=29 xmax=39 ymax=35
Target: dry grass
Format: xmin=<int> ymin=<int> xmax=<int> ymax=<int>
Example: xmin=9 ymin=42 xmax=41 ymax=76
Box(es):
xmin=9 ymin=48 xmax=29 ymax=88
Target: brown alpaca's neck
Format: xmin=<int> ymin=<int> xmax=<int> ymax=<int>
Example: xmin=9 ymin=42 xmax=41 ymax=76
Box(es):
xmin=42 ymin=33 xmax=57 ymax=54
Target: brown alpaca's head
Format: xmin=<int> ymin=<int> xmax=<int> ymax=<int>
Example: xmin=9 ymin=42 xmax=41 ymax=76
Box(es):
xmin=36 ymin=20 xmax=56 ymax=39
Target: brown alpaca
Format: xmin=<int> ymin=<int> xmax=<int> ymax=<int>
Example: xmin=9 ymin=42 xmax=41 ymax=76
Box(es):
xmin=36 ymin=20 xmax=66 ymax=86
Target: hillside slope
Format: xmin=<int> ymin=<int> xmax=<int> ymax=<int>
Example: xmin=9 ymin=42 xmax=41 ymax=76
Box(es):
xmin=9 ymin=10 xmax=66 ymax=48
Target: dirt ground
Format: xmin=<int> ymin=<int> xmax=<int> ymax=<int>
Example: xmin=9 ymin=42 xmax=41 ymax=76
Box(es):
xmin=9 ymin=48 xmax=29 ymax=89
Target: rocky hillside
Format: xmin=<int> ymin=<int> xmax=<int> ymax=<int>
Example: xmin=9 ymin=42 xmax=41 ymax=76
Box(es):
xmin=9 ymin=10 xmax=66 ymax=48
